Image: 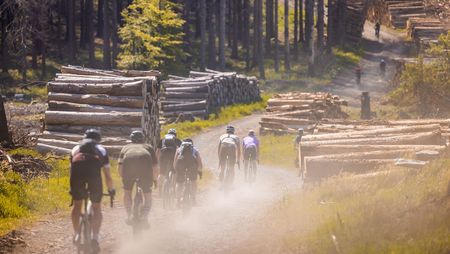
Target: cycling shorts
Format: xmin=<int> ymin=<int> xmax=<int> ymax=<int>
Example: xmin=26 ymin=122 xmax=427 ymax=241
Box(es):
xmin=243 ymin=145 xmax=257 ymax=161
xmin=121 ymin=157 xmax=153 ymax=193
xmin=219 ymin=144 xmax=236 ymax=170
xmin=70 ymin=161 xmax=103 ymax=203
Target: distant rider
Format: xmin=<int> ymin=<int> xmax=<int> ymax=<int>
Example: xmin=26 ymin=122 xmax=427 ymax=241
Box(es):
xmin=375 ymin=22 xmax=381 ymax=38
xmin=174 ymin=138 xmax=203 ymax=206
xmin=118 ymin=130 xmax=158 ymax=227
xmin=70 ymin=129 xmax=115 ymax=252
xmin=380 ymin=59 xmax=386 ymax=76
xmin=294 ymin=128 xmax=304 ymax=177
xmin=355 ymin=66 xmax=362 ymax=86
xmin=156 ymin=128 xmax=182 ymax=192
xmin=218 ymin=125 xmax=241 ymax=185
xmin=242 ymin=130 xmax=259 ymax=182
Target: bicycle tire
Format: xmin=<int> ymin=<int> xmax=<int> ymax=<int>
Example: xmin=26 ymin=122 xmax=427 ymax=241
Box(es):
xmin=77 ymin=216 xmax=91 ymax=254
xmin=182 ymin=177 xmax=192 ymax=214
xmin=132 ymin=187 xmax=143 ymax=235
xmin=162 ymin=177 xmax=170 ymax=209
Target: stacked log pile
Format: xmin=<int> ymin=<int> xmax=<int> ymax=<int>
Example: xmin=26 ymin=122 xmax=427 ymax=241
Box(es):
xmin=260 ymin=92 xmax=348 ymax=135
xmin=37 ymin=65 xmax=160 ymax=155
xmin=300 ymin=119 xmax=449 ymax=181
xmin=161 ymin=69 xmax=260 ymax=121
xmin=407 ymin=17 xmax=449 ymax=50
xmin=344 ymin=0 xmax=369 ymax=45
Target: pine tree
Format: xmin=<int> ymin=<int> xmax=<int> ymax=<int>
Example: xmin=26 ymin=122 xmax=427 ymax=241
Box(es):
xmin=317 ymin=0 xmax=324 ymax=49
xmin=274 ymin=0 xmax=279 ymax=72
xmin=219 ymin=0 xmax=226 ymax=70
xmin=284 ymin=0 xmax=290 ymax=71
xmin=118 ymin=0 xmax=185 ymax=70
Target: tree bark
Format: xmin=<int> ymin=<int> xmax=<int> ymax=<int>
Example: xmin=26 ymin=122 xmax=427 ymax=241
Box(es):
xmin=47 ymin=92 xmax=144 ymax=108
xmin=284 ymin=0 xmax=290 ymax=71
xmin=87 ymin=0 xmax=95 ymax=66
xmin=207 ymin=0 xmax=216 ymax=68
xmin=103 ymin=0 xmax=111 ymax=69
xmin=274 ymin=0 xmax=279 ymax=72
xmin=47 ymin=80 xmax=144 ymax=96
xmin=80 ymin=0 xmax=86 ymax=48
xmin=317 ymin=0 xmax=324 ymax=49
xmin=200 ymin=0 xmax=206 ymax=69
xmin=299 ymin=0 xmax=304 ymax=43
xmin=294 ymin=0 xmax=299 ymax=60
xmin=327 ymin=0 xmax=335 ymax=52
xmin=265 ymin=0 xmax=273 ymax=55
xmin=302 ymin=144 xmax=445 ymax=156
xmin=68 ymin=0 xmax=76 ymax=62
xmin=219 ymin=0 xmax=226 ymax=70
xmin=45 ymin=111 xmax=142 ymax=127
xmin=0 ymin=95 xmax=11 ymax=146
xmin=111 ymin=0 xmax=119 ymax=68
xmin=257 ymin=0 xmax=265 ymax=79
xmin=97 ymin=0 xmax=104 ymax=37
xmin=337 ymin=0 xmax=347 ymax=45
xmin=1 ymin=10 xmax=8 ymax=73
xmin=231 ymin=0 xmax=238 ymax=59
xmin=48 ymin=101 xmax=142 ymax=113
xmin=305 ymin=0 xmax=314 ymax=51
xmin=243 ymin=0 xmax=250 ymax=70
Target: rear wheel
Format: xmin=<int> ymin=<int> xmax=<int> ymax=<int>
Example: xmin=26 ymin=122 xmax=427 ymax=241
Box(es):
xmin=77 ymin=216 xmax=91 ymax=254
xmin=132 ymin=188 xmax=143 ymax=235
xmin=182 ymin=178 xmax=192 ymax=214
xmin=250 ymin=159 xmax=257 ymax=183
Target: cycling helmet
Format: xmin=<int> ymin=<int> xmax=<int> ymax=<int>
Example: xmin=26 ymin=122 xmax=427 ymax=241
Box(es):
xmin=130 ymin=130 xmax=145 ymax=143
xmin=183 ymin=138 xmax=193 ymax=145
xmin=381 ymin=59 xmax=385 ymax=63
xmin=298 ymin=128 xmax=304 ymax=135
xmin=168 ymin=128 xmax=177 ymax=136
xmin=84 ymin=129 xmax=101 ymax=142
xmin=226 ymin=125 xmax=235 ymax=134
xmin=248 ymin=130 xmax=255 ymax=136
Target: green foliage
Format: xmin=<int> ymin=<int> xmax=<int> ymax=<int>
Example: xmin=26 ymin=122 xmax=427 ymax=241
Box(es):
xmin=161 ymin=95 xmax=269 ymax=138
xmin=118 ymin=0 xmax=185 ymax=70
xmin=389 ymin=32 xmax=450 ymax=116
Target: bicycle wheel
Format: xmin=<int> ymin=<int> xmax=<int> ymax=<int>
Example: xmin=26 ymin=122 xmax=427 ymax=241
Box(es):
xmin=250 ymin=159 xmax=257 ymax=183
xmin=77 ymin=216 xmax=91 ymax=254
xmin=162 ymin=177 xmax=170 ymax=209
xmin=132 ymin=187 xmax=143 ymax=235
xmin=182 ymin=178 xmax=192 ymax=214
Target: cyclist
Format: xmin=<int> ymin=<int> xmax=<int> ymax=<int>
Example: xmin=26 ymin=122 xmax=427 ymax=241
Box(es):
xmin=375 ymin=22 xmax=381 ymax=38
xmin=380 ymin=59 xmax=386 ymax=76
xmin=242 ymin=130 xmax=259 ymax=182
xmin=156 ymin=128 xmax=182 ymax=192
xmin=174 ymin=138 xmax=203 ymax=206
xmin=218 ymin=125 xmax=240 ymax=184
xmin=70 ymin=129 xmax=115 ymax=252
xmin=355 ymin=66 xmax=362 ymax=86
xmin=294 ymin=128 xmax=304 ymax=177
xmin=118 ymin=130 xmax=158 ymax=227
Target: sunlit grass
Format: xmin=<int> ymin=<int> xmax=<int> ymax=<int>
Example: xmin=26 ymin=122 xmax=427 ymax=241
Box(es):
xmin=260 ymin=134 xmax=297 ymax=170
xmin=251 ymin=156 xmax=450 ymax=253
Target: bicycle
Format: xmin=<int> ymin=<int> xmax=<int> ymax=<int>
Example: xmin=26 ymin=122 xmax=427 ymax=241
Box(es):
xmin=181 ymin=172 xmax=193 ymax=214
xmin=247 ymin=154 xmax=258 ymax=184
xmin=127 ymin=179 xmax=149 ymax=235
xmin=74 ymin=192 xmax=114 ymax=254
xmin=162 ymin=171 xmax=176 ymax=209
xmin=222 ymin=155 xmax=236 ymax=195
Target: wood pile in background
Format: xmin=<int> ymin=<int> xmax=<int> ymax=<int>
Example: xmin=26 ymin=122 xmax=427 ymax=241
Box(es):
xmin=160 ymin=69 xmax=260 ymax=122
xmin=300 ymin=119 xmax=449 ymax=181
xmin=259 ymin=92 xmax=348 ymax=135
xmin=37 ymin=65 xmax=160 ymax=156
xmin=407 ymin=17 xmax=449 ymax=51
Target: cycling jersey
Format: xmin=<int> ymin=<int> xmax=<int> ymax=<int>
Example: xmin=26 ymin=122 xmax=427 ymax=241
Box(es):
xmin=242 ymin=136 xmax=259 ymax=149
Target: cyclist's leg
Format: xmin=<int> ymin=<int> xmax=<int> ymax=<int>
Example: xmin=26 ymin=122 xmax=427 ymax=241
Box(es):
xmin=175 ymin=168 xmax=185 ymax=206
xmin=71 ymin=200 xmax=83 ymax=235
xmin=228 ymin=147 xmax=236 ymax=184
xmin=121 ymin=164 xmax=135 ymax=219
xmin=137 ymin=165 xmax=153 ymax=217
xmin=243 ymin=147 xmax=249 ymax=181
xmin=69 ymin=168 xmax=87 ymax=236
xmin=219 ymin=147 xmax=228 ymax=181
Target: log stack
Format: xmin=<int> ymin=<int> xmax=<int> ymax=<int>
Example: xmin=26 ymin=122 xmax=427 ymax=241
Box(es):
xmin=260 ymin=92 xmax=348 ymax=135
xmin=37 ymin=65 xmax=160 ymax=156
xmin=407 ymin=17 xmax=449 ymax=51
xmin=160 ymin=69 xmax=260 ymax=122
xmin=299 ymin=119 xmax=449 ymax=181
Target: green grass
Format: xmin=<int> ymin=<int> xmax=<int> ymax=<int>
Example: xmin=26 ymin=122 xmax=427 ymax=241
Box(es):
xmin=162 ymin=94 xmax=269 ymax=138
xmin=252 ymin=156 xmax=450 ymax=253
xmin=260 ymin=134 xmax=297 ymax=170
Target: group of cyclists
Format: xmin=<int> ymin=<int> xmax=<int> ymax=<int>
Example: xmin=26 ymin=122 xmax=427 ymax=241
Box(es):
xmin=68 ymin=125 xmax=260 ymax=252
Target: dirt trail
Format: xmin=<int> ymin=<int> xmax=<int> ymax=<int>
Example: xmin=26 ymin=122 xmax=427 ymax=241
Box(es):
xmin=13 ymin=114 xmax=301 ymax=254
xmin=327 ymin=22 xmax=411 ymax=106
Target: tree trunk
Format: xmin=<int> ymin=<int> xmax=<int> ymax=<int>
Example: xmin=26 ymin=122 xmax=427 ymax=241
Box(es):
xmin=0 ymin=95 xmax=11 ymax=146
xmin=48 ymin=101 xmax=142 ymax=113
xmin=1 ymin=12 xmax=8 ymax=73
xmin=317 ymin=0 xmax=324 ymax=49
xmin=299 ymin=0 xmax=304 ymax=43
xmin=200 ymin=0 xmax=206 ymax=69
xmin=252 ymin=0 xmax=258 ymax=67
xmin=47 ymin=80 xmax=143 ymax=96
xmin=87 ymin=0 xmax=95 ymax=66
xmin=265 ymin=0 xmax=273 ymax=55
xmin=80 ymin=0 xmax=86 ymax=48
xmin=41 ymin=42 xmax=46 ymax=80
xmin=257 ymin=0 xmax=265 ymax=79
xmin=231 ymin=0 xmax=238 ymax=59
xmin=274 ymin=0 xmax=279 ymax=72
xmin=302 ymin=144 xmax=445 ymax=157
xmin=284 ymin=0 xmax=290 ymax=71
xmin=45 ymin=111 xmax=142 ymax=127
xmin=111 ymin=0 xmax=119 ymax=68
xmin=337 ymin=0 xmax=347 ymax=45
xmin=243 ymin=0 xmax=250 ymax=70
xmin=68 ymin=0 xmax=76 ymax=62
xmin=327 ymin=0 xmax=335 ymax=52
xmin=103 ymin=0 xmax=111 ymax=69
xmin=293 ymin=0 xmax=299 ymax=60
xmin=219 ymin=0 xmax=226 ymax=70
xmin=97 ymin=0 xmax=104 ymax=37
xmin=207 ymin=0 xmax=216 ymax=68
xmin=305 ymin=0 xmax=314 ymax=51
xmin=48 ymin=92 xmax=144 ymax=108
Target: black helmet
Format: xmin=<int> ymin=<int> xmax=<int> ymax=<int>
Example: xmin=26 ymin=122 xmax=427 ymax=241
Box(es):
xmin=168 ymin=128 xmax=177 ymax=136
xmin=226 ymin=125 xmax=235 ymax=134
xmin=84 ymin=129 xmax=101 ymax=142
xmin=130 ymin=130 xmax=144 ymax=143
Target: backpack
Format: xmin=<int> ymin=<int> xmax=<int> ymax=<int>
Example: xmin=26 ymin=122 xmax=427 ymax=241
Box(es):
xmin=78 ymin=138 xmax=98 ymax=155
xmin=71 ymin=139 xmax=102 ymax=167
xmin=176 ymin=142 xmax=197 ymax=170
xmin=221 ymin=135 xmax=237 ymax=149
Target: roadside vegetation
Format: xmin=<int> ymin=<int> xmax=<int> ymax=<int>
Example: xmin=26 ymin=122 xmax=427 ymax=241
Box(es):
xmin=259 ymin=134 xmax=297 ymax=170
xmin=246 ymin=156 xmax=450 ymax=253
xmin=161 ymin=94 xmax=269 ymax=138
